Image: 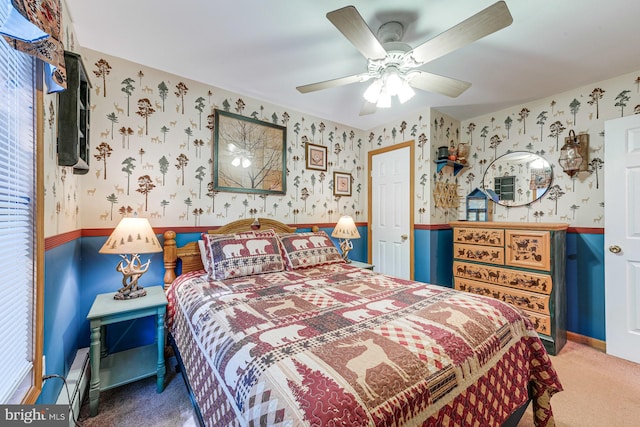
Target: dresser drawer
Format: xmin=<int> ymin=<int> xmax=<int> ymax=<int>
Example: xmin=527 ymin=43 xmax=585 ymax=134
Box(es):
xmin=522 ymin=310 xmax=552 ymax=336
xmin=454 ymin=243 xmax=504 ymax=265
xmin=453 ymin=261 xmax=552 ymax=295
xmin=451 ymin=222 xmax=567 ymax=356
xmin=505 ymin=229 xmax=551 ymax=271
xmin=453 ymin=227 xmax=504 ymax=247
xmin=454 ymin=278 xmax=550 ymax=315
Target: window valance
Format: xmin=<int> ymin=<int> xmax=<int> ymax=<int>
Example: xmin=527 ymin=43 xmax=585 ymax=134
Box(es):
xmin=0 ymin=0 xmax=66 ymax=92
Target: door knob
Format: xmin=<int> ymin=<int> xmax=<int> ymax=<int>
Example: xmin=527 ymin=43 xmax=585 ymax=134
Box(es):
xmin=401 ymin=234 xmax=408 ymax=241
xmin=609 ymin=245 xmax=622 ymax=254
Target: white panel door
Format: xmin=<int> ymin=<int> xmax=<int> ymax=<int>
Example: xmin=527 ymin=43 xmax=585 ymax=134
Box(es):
xmin=371 ymin=146 xmax=411 ymax=279
xmin=604 ymin=115 xmax=640 ymax=364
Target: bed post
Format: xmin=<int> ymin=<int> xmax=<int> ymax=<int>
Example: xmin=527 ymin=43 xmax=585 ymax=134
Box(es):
xmin=163 ymin=230 xmax=177 ymax=291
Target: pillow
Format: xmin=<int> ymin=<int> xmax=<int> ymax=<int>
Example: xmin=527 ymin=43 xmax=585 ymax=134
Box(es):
xmin=202 ymin=229 xmax=286 ymax=280
xmin=197 ymin=239 xmax=208 ymax=270
xmin=278 ymin=231 xmax=344 ymax=270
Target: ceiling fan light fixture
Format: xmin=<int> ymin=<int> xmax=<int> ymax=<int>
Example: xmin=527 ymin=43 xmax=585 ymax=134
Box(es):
xmin=376 ymin=89 xmax=391 ymax=108
xmin=397 ymin=81 xmax=415 ymax=104
xmin=364 ymin=64 xmax=416 ymax=107
xmin=363 ymin=79 xmax=382 ymax=103
xmin=384 ymin=68 xmax=403 ymax=96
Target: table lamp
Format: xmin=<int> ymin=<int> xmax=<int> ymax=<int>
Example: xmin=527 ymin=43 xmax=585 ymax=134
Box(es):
xmin=99 ymin=217 xmax=162 ymax=300
xmin=331 ymin=215 xmax=360 ymax=263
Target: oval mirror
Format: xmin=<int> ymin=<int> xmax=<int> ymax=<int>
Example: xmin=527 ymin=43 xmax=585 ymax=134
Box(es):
xmin=482 ymin=151 xmax=553 ymax=207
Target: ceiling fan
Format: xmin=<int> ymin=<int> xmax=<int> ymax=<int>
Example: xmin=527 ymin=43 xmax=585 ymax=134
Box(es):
xmin=296 ymin=1 xmax=513 ymax=115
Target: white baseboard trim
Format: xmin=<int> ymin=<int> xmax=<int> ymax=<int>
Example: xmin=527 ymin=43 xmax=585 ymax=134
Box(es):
xmin=55 ymin=347 xmax=89 ymax=427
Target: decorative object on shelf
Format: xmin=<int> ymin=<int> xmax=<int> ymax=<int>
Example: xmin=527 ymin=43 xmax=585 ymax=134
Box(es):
xmin=305 ymin=142 xmax=327 ymax=171
xmin=433 ymin=182 xmax=460 ymax=208
xmin=448 ymin=145 xmax=458 ymax=161
xmin=331 ymin=215 xmax=360 ymax=262
xmin=99 ymin=217 xmax=162 ymax=300
xmin=457 ymin=143 xmax=470 ymax=164
xmin=214 ymin=109 xmax=286 ymax=195
xmin=559 ymin=130 xmax=589 ymax=177
xmin=437 ymin=146 xmax=449 ymax=160
xmin=333 ymin=171 xmax=352 ymax=196
xmin=465 ymin=187 xmax=495 ymax=221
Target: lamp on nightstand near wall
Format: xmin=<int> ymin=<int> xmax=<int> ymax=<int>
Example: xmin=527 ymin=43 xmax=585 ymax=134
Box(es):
xmin=331 ymin=215 xmax=360 ymax=263
xmin=99 ymin=217 xmax=162 ymax=300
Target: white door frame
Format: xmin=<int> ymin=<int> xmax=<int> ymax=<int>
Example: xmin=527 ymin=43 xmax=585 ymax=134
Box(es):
xmin=368 ymin=141 xmax=414 ymax=279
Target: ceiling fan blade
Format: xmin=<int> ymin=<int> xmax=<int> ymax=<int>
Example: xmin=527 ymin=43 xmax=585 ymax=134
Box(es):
xmin=327 ymin=6 xmax=388 ymax=60
xmin=408 ymin=1 xmax=513 ymax=65
xmin=296 ymin=73 xmax=369 ymax=94
xmin=359 ymin=101 xmax=377 ymax=116
xmin=408 ymin=71 xmax=471 ymax=98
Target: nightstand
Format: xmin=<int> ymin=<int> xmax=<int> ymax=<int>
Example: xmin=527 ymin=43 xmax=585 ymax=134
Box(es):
xmin=349 ymin=260 xmax=375 ymax=270
xmin=86 ymin=286 xmax=168 ymax=416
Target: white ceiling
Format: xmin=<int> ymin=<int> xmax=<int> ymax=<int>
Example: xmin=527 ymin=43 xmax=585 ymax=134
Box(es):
xmin=65 ymin=0 xmax=640 ymax=130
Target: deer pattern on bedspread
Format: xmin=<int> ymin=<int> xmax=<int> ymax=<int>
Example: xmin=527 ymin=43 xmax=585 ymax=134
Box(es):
xmin=167 ymin=263 xmax=561 ymax=427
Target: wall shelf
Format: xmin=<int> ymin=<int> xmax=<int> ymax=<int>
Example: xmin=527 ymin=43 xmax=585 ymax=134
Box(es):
xmin=58 ymin=51 xmax=91 ymax=175
xmin=435 ymin=159 xmax=467 ymax=176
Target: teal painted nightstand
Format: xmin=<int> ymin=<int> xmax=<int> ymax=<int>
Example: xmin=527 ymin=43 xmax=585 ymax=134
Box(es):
xmin=86 ymin=286 xmax=168 ymax=416
xmin=349 ymin=260 xmax=375 ymax=270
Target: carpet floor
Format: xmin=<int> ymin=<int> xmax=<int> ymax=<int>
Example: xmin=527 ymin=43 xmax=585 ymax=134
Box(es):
xmin=77 ymin=367 xmax=198 ymax=427
xmin=517 ymin=340 xmax=640 ymax=427
xmin=77 ymin=340 xmax=640 ymax=426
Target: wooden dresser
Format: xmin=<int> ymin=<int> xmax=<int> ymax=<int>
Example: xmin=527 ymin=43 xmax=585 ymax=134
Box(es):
xmin=449 ymin=221 xmax=568 ymax=355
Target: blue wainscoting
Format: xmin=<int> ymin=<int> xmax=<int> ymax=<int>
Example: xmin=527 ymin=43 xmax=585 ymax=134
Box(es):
xmin=38 ymin=239 xmax=83 ymax=404
xmin=565 ymin=232 xmax=605 ymax=340
xmin=39 ymin=225 xmax=604 ymax=403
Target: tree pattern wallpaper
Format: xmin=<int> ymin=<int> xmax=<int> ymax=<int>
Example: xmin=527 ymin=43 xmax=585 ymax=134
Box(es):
xmin=46 ymin=49 xmax=372 ymax=234
xmin=452 ymin=76 xmax=639 ymax=226
xmin=347 ymin=69 xmax=640 ymax=228
xmin=42 ymin=39 xmax=640 ymax=237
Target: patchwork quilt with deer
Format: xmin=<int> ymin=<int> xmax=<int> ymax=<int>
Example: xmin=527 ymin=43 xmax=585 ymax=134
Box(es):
xmin=167 ymin=263 xmax=561 ymax=427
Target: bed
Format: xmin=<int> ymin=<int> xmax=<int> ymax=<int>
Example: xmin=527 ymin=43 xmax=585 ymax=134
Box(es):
xmin=163 ymin=218 xmax=562 ymax=427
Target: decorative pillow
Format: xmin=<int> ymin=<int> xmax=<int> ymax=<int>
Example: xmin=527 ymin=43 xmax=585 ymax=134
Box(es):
xmin=197 ymin=240 xmax=208 ymax=270
xmin=202 ymin=229 xmax=285 ymax=280
xmin=278 ymin=231 xmax=344 ymax=270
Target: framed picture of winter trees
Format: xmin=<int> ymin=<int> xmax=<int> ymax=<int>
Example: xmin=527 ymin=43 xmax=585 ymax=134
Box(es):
xmin=213 ymin=109 xmax=287 ymax=195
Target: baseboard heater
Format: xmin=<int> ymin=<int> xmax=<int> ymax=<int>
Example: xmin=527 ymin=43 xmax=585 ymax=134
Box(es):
xmin=55 ymin=347 xmax=90 ymax=427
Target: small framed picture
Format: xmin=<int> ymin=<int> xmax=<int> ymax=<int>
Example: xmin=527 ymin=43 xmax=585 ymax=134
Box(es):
xmin=305 ymin=142 xmax=327 ymax=171
xmin=333 ymin=171 xmax=352 ymax=196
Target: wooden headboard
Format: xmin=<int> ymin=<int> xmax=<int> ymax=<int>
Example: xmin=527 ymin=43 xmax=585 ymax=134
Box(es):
xmin=163 ymin=218 xmax=297 ymax=290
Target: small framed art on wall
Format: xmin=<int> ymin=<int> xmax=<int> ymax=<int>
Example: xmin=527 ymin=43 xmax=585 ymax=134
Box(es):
xmin=333 ymin=171 xmax=352 ymax=196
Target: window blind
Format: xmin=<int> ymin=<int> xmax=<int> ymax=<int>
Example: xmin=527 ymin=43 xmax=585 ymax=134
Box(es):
xmin=0 ymin=0 xmax=36 ymax=403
